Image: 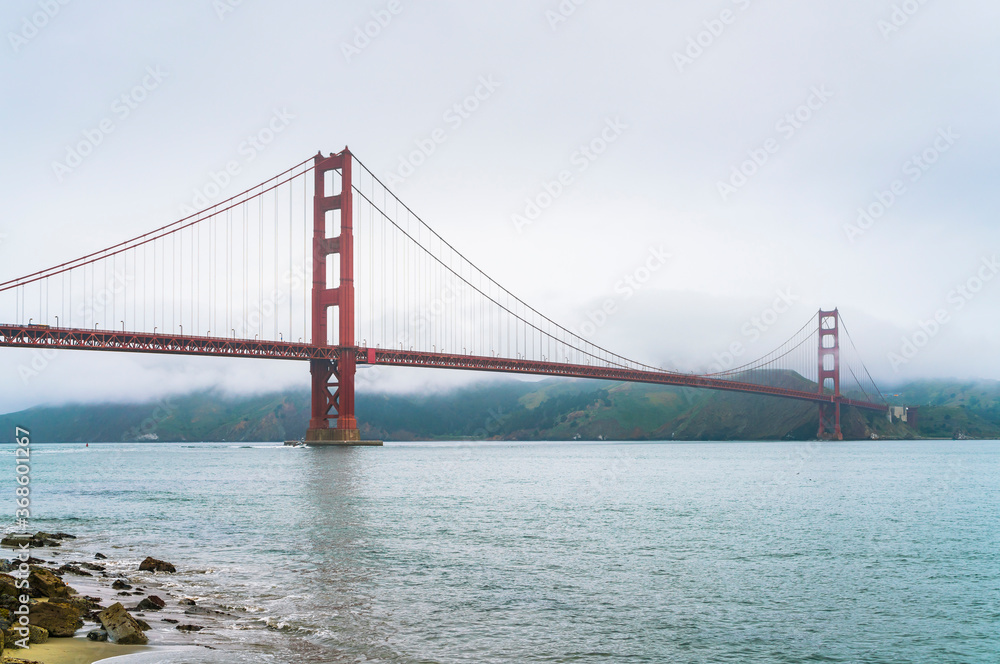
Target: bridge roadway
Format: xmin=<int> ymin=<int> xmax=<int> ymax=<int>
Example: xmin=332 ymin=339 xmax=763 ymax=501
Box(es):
xmin=0 ymin=324 xmax=887 ymax=412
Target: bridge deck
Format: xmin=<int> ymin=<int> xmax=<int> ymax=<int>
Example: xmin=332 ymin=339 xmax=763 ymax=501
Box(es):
xmin=0 ymin=325 xmax=887 ymax=412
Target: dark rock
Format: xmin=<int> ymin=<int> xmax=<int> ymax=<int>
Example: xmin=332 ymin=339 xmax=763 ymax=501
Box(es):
xmin=2 ymin=627 xmax=37 ymax=649
xmin=176 ymin=624 xmax=204 ymax=632
xmin=178 ymin=598 xmax=196 ymax=606
xmin=97 ymin=603 xmax=148 ymax=645
xmin=1 ymin=534 xmax=34 ymax=548
xmin=29 ymin=600 xmax=84 ymax=637
xmin=33 ymin=532 xmax=73 ymax=543
xmin=87 ymin=629 xmax=108 ymax=641
xmin=138 ymin=557 xmax=176 ymax=573
xmin=28 ymin=624 xmax=48 ymax=644
xmin=135 ymin=618 xmax=151 ymax=631
xmin=184 ymin=605 xmax=231 ymax=617
xmin=58 ymin=596 xmax=99 ymax=613
xmin=2 ymin=532 xmax=59 ymax=548
xmin=117 ymin=591 xmax=130 ymax=596
xmin=162 ymin=618 xmax=179 ymax=623
xmin=0 ymin=573 xmax=19 ymax=597
xmin=28 ymin=567 xmax=73 ymax=598
xmin=1 ymin=623 xmax=48 ymax=645
xmin=56 ymin=564 xmax=91 ymax=577
xmin=111 ymin=579 xmax=132 ymax=590
xmin=136 ymin=596 xmax=165 ymax=611
xmin=79 ymin=562 xmax=105 ymax=572
xmin=94 ymin=553 xmax=108 ymax=560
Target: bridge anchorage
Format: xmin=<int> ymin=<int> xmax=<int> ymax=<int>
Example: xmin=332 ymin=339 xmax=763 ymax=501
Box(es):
xmin=0 ymin=147 xmax=889 ymax=444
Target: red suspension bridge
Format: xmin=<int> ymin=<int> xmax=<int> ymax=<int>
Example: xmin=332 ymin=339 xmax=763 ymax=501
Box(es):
xmin=0 ymin=148 xmax=887 ymax=443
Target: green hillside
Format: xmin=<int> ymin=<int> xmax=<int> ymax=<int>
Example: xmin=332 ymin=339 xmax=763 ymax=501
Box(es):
xmin=885 ymin=379 xmax=1000 ymax=439
xmin=1 ymin=376 xmax=999 ymax=443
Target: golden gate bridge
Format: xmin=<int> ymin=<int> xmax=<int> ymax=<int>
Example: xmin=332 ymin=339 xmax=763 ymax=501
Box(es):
xmin=0 ymin=148 xmax=887 ymax=443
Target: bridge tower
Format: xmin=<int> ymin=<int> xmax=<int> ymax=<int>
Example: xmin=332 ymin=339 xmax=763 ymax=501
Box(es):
xmin=817 ymin=309 xmax=843 ymax=440
xmin=305 ymin=148 xmax=376 ymax=445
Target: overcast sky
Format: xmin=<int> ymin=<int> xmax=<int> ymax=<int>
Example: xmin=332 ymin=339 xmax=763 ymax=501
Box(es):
xmin=1 ymin=0 xmax=998 ymax=411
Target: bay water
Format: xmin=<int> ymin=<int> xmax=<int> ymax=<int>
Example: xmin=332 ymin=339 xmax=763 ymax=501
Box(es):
xmin=3 ymin=440 xmax=997 ymax=663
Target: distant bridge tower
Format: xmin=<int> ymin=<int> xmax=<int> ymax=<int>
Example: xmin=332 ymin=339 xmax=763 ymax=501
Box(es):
xmin=817 ymin=309 xmax=842 ymax=440
xmin=306 ymin=148 xmax=368 ymax=444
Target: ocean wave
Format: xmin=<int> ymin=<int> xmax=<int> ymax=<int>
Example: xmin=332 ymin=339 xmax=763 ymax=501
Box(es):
xmin=222 ymin=602 xmax=266 ymax=614
xmin=99 ymin=647 xmax=279 ymax=663
xmin=0 ymin=446 xmax=147 ymax=455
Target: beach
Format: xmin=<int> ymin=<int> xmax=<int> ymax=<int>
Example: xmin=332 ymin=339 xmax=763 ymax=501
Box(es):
xmin=1 ymin=530 xmax=227 ymax=664
xmin=3 ymin=638 xmax=148 ymax=664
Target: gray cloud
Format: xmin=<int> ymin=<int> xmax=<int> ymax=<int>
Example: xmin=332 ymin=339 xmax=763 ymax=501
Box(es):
xmin=1 ymin=0 xmax=998 ymax=411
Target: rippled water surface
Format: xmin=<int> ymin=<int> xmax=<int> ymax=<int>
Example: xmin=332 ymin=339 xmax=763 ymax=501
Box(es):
xmin=5 ymin=440 xmax=999 ymax=663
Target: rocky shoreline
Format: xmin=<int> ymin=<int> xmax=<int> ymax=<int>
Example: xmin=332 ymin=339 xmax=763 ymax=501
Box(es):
xmin=0 ymin=531 xmax=228 ymax=662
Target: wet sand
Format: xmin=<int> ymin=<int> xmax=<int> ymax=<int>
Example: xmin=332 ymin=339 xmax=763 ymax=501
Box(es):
xmin=2 ymin=534 xmax=229 ymax=663
xmin=3 ymin=637 xmax=148 ymax=663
